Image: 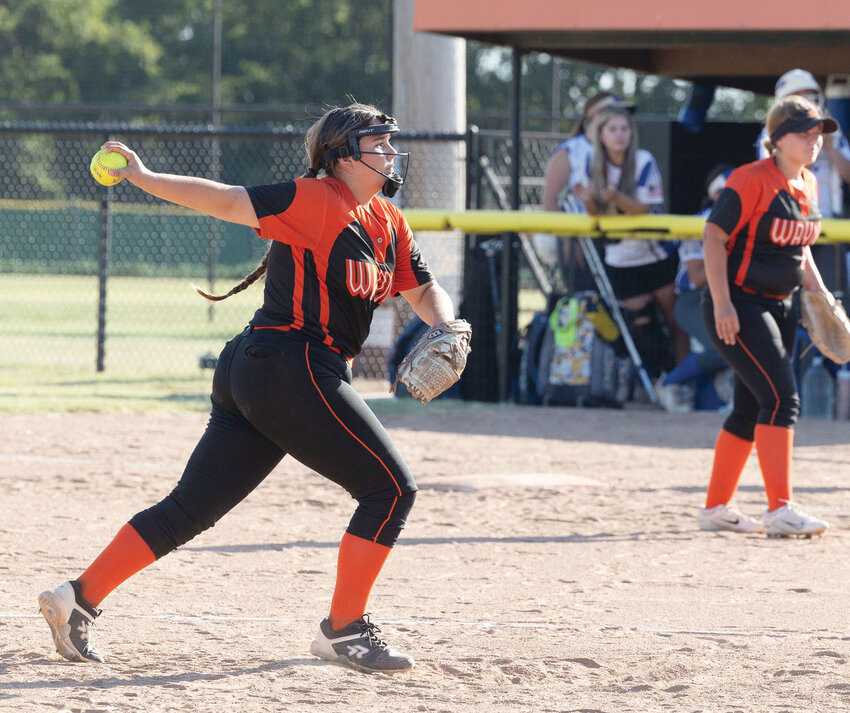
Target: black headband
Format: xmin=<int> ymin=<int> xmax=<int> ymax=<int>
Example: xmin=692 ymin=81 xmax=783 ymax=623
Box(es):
xmin=770 ymin=115 xmax=837 ymax=144
xmin=350 ymin=121 xmax=399 ymax=141
xmin=319 ymin=114 xmax=407 ymax=196
xmin=323 ymin=115 xmax=399 ymax=164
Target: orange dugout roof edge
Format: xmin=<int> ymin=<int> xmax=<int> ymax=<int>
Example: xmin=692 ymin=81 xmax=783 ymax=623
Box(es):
xmin=413 ymin=0 xmax=850 ymax=33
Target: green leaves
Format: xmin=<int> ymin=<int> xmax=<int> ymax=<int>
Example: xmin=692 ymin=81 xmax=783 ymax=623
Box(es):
xmin=0 ymin=0 xmax=392 ymax=111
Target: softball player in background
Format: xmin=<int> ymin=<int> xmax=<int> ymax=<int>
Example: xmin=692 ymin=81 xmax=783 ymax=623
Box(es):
xmin=699 ymin=95 xmax=834 ymax=537
xmin=756 ymin=69 xmax=850 ymax=294
xmin=38 ymin=102 xmax=457 ymax=674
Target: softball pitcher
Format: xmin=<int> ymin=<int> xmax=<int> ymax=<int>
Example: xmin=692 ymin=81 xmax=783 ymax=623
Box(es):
xmin=38 ymin=102 xmax=458 ymax=674
xmin=699 ymin=95 xmax=834 ymax=537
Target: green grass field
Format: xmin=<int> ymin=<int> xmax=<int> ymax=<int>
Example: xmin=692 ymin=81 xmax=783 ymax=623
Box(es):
xmin=0 ymin=273 xmax=545 ymax=412
xmin=0 ymin=273 xmax=260 ymax=412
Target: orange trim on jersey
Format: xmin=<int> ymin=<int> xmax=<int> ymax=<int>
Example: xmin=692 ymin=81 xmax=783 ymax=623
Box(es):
xmin=290 ymin=246 xmax=306 ymax=330
xmin=308 ymin=248 xmax=335 ymax=347
xmin=303 ymin=342 xmax=402 ymax=542
xmin=320 ymin=284 xmax=334 ymax=348
xmin=739 ymin=285 xmax=791 ymax=300
xmin=252 ymin=325 xmax=344 ymax=356
xmin=254 ymin=324 xmax=292 ymax=332
xmin=736 ymin=334 xmax=780 ymax=425
xmin=734 ymin=222 xmax=757 ymax=288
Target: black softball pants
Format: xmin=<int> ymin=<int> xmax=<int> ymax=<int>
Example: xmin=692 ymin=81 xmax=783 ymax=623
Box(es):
xmin=130 ymin=327 xmax=418 ymax=558
xmin=702 ymin=288 xmax=800 ymax=440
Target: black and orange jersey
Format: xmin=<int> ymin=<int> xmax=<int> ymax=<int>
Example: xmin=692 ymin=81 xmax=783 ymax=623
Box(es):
xmin=707 ymin=157 xmax=821 ymax=297
xmin=245 ymin=177 xmax=434 ymax=357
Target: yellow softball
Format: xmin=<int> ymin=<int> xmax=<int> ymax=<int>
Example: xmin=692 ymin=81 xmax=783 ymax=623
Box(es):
xmin=89 ymin=150 xmax=128 ymax=186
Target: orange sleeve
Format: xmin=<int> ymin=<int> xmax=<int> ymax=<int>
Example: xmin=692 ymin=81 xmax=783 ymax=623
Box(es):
xmin=803 ymin=167 xmax=819 ymax=218
xmin=248 ymin=178 xmax=328 ymax=249
xmin=708 ymin=162 xmax=763 ymax=237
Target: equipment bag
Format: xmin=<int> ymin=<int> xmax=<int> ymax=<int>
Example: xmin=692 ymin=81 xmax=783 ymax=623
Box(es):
xmin=513 ymin=310 xmax=550 ymax=404
xmin=527 ymin=292 xmax=626 ymax=408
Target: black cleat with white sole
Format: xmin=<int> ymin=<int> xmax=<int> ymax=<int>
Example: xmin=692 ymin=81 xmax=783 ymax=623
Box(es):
xmin=310 ymin=614 xmax=413 ymax=674
xmin=38 ymin=580 xmax=104 ymax=663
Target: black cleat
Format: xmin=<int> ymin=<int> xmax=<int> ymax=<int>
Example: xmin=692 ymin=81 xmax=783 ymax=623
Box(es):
xmin=38 ymin=580 xmax=104 ymax=663
xmin=310 ymin=614 xmax=413 ymax=674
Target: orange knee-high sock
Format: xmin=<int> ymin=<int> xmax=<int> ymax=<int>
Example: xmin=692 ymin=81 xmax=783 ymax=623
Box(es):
xmin=76 ymin=523 xmax=156 ymax=607
xmin=705 ymin=429 xmax=754 ymax=508
xmin=754 ymin=424 xmax=793 ymax=511
xmin=328 ymin=532 xmax=392 ymax=631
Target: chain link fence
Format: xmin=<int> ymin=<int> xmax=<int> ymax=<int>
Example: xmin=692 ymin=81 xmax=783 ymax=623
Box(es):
xmin=0 ymin=123 xmax=469 ymax=390
xmin=4 ymin=119 xmax=638 ymax=404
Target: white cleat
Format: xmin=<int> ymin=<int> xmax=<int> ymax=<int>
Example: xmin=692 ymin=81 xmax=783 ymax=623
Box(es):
xmin=763 ymin=501 xmax=829 ymax=538
xmin=38 ymin=580 xmax=104 ymax=663
xmin=655 ymin=378 xmax=695 ymax=414
xmin=698 ymin=504 xmax=764 ymax=533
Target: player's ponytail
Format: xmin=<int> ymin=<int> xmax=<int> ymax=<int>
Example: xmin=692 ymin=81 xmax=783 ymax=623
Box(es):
xmin=191 ymin=253 xmax=270 ymax=302
xmin=761 ymin=136 xmax=777 ymax=155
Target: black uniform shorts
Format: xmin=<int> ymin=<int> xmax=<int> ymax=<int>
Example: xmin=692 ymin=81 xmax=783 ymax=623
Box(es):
xmin=130 ymin=327 xmax=417 ymax=556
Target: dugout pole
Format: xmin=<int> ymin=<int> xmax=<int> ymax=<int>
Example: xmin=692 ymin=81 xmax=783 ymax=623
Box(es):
xmin=495 ymin=48 xmax=523 ymax=401
xmin=578 ymin=236 xmax=658 ymax=404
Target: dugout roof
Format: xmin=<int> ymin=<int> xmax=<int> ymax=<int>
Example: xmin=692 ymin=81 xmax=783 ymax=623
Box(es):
xmin=413 ymin=0 xmax=850 ymax=94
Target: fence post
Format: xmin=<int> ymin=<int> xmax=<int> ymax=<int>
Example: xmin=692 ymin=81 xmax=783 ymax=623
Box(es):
xmin=96 ymin=189 xmax=112 ymax=372
xmin=207 ymin=130 xmax=222 ymax=321
xmin=496 ymin=49 xmax=523 ymax=402
xmin=458 ymin=126 xmax=500 ymax=401
xmin=464 ymin=124 xmax=480 ymax=272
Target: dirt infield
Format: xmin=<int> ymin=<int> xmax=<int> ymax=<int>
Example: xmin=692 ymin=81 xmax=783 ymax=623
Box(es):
xmin=1 ymin=401 xmax=849 ymax=712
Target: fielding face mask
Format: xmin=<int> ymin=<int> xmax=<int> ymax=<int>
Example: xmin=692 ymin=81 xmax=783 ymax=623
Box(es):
xmin=323 ymin=115 xmax=410 ymax=197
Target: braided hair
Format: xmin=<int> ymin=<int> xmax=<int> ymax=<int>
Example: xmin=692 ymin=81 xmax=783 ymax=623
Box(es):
xmin=193 ymin=101 xmax=385 ymax=301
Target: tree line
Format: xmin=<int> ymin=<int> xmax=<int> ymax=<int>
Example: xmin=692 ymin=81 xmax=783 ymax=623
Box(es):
xmin=0 ymin=1 xmax=765 ymax=130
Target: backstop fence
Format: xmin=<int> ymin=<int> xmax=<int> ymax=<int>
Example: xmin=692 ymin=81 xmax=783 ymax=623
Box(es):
xmin=0 ymin=121 xmax=561 ymax=391
xmin=8 ymin=119 xmax=821 ymax=403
